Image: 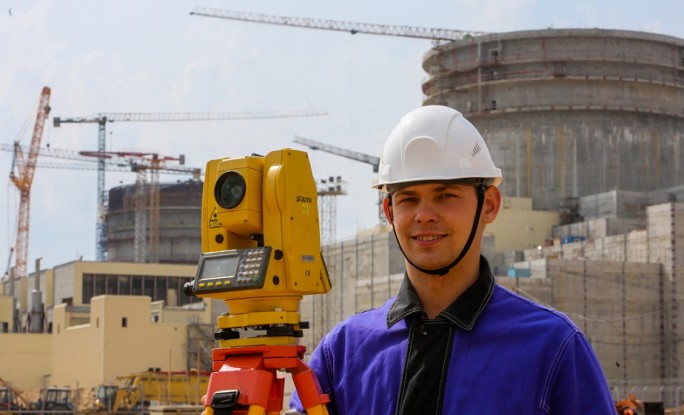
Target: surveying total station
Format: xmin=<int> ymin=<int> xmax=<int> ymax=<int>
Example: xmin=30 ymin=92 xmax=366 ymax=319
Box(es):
xmin=184 ymin=149 xmax=332 ymax=415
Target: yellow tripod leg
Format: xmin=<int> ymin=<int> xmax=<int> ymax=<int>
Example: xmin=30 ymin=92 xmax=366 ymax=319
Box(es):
xmin=303 ymin=404 xmax=329 ymax=415
xmin=247 ymin=405 xmax=266 ymax=415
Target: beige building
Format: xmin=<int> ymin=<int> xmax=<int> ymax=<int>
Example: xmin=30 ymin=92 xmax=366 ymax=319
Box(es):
xmin=486 ymin=196 xmax=559 ymax=252
xmin=51 ymin=295 xmax=208 ymax=388
xmin=0 ymin=261 xmax=222 ymax=393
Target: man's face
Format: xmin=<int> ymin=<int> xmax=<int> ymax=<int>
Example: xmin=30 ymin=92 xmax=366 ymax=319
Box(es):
xmin=384 ymin=182 xmax=500 ymax=273
xmin=385 ymin=183 xmax=479 ymax=271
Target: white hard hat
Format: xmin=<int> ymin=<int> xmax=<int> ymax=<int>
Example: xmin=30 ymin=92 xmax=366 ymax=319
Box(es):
xmin=373 ymin=105 xmax=502 ymax=193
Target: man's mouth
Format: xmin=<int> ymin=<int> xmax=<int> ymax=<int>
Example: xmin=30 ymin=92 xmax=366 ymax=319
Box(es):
xmin=413 ymin=235 xmax=444 ymax=242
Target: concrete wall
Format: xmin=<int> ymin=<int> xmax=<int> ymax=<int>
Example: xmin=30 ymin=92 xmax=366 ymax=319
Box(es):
xmin=0 ymin=333 xmax=52 ymax=388
xmin=52 ymin=295 xmax=191 ymax=389
xmin=498 ymin=259 xmax=663 ymax=383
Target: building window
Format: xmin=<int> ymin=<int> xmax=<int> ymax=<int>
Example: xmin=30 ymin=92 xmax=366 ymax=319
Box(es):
xmin=106 ymin=275 xmax=118 ymax=294
xmin=122 ymin=317 xmax=128 ymax=328
xmin=143 ymin=276 xmax=154 ymax=299
xmin=155 ymin=277 xmax=167 ymax=303
xmin=118 ymin=275 xmax=130 ymax=295
xmin=82 ymin=274 xmax=94 ymax=304
xmin=131 ymin=276 xmax=142 ymax=296
xmin=94 ymin=274 xmax=105 ymax=296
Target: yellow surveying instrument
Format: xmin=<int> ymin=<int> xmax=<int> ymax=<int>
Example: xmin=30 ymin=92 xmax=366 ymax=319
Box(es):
xmin=184 ymin=149 xmax=332 ymax=415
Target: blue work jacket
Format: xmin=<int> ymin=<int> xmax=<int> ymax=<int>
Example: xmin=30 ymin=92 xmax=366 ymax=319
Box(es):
xmin=291 ymin=257 xmax=616 ymax=414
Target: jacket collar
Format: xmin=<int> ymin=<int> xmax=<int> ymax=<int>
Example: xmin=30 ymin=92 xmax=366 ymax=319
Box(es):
xmin=386 ymin=256 xmax=495 ymax=330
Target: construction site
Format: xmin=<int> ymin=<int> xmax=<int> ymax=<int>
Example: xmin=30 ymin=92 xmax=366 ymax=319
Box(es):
xmin=2 ymin=9 xmax=684 ymax=415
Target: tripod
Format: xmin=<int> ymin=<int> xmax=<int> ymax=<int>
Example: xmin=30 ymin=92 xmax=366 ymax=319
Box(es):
xmin=202 ymin=344 xmax=330 ymax=415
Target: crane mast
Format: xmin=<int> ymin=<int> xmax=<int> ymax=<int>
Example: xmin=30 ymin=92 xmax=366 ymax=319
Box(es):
xmin=53 ymin=108 xmax=326 ymax=261
xmin=9 ymin=86 xmax=51 ymax=280
xmin=190 ymin=8 xmax=487 ymax=41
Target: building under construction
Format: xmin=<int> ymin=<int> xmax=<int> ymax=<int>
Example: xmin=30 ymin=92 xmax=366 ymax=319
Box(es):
xmin=105 ymin=180 xmax=203 ymax=264
xmin=422 ymin=28 xmax=684 ymax=211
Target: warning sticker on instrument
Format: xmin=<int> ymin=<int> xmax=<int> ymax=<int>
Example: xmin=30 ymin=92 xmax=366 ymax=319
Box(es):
xmin=209 ymin=208 xmax=221 ymax=228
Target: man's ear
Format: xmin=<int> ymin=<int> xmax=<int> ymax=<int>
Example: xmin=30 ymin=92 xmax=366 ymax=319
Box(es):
xmin=382 ymin=196 xmax=393 ymax=227
xmin=481 ymin=186 xmax=502 ymax=224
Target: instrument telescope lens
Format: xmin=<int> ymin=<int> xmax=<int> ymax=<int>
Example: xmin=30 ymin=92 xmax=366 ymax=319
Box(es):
xmin=215 ymin=171 xmax=246 ymax=209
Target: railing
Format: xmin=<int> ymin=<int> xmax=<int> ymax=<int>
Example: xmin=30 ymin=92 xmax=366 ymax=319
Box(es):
xmin=610 ymin=380 xmax=684 ymax=412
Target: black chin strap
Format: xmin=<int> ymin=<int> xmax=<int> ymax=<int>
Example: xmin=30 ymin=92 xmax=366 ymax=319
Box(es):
xmin=388 ymin=185 xmax=486 ymax=276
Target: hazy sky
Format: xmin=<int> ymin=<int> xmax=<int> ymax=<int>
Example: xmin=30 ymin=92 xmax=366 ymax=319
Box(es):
xmin=2 ymin=0 xmax=684 ymax=273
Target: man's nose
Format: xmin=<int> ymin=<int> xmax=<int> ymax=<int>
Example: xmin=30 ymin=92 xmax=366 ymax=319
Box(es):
xmin=415 ymin=201 xmax=439 ymax=223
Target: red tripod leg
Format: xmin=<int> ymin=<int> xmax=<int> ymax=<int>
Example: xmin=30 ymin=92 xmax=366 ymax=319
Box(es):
xmin=204 ymin=346 xmax=329 ymax=415
xmin=204 ymin=353 xmax=282 ymax=415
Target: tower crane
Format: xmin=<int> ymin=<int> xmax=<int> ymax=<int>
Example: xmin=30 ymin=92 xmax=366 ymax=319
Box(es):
xmin=80 ymin=150 xmax=199 ymax=263
xmin=294 ymin=135 xmax=379 ymax=172
xmin=52 ymin=108 xmax=326 ymax=261
xmin=293 ymin=135 xmax=386 ymax=226
xmin=2 ymin=142 xmax=199 ymax=175
xmin=189 ymin=7 xmax=488 ymax=41
xmin=2 ymin=142 xmax=201 ymax=264
xmin=8 ymin=86 xmax=51 ymax=281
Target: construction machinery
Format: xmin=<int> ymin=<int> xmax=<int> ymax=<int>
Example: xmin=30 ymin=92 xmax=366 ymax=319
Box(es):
xmin=0 ymin=378 xmax=72 ymax=415
xmin=0 ymin=387 xmax=26 ymax=413
xmin=52 ymin=108 xmax=327 ymax=261
xmin=31 ymin=388 xmax=73 ymax=414
xmin=8 ymin=86 xmax=51 ymax=281
xmin=0 ymin=378 xmax=31 ymax=413
xmin=94 ymin=370 xmax=210 ymax=413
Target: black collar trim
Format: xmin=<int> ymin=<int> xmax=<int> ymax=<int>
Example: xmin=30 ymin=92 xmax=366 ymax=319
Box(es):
xmin=387 ymin=256 xmax=495 ymax=330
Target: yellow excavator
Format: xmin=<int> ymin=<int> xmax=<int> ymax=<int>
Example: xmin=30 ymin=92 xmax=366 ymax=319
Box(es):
xmin=94 ymin=370 xmax=209 ymax=413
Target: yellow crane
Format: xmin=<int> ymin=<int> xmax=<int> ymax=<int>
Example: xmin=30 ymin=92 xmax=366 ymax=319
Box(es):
xmin=8 ymin=86 xmax=51 ymax=280
xmin=52 ymin=108 xmax=327 ymax=261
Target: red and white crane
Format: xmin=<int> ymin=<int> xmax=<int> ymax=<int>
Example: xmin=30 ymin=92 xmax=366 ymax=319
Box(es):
xmin=8 ymin=86 xmax=51 ymax=280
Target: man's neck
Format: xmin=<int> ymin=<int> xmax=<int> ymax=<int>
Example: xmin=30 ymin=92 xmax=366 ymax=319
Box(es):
xmin=407 ymin=255 xmax=481 ymax=319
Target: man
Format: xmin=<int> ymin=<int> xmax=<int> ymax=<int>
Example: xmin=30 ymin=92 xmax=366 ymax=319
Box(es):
xmin=289 ymin=105 xmax=616 ymax=414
